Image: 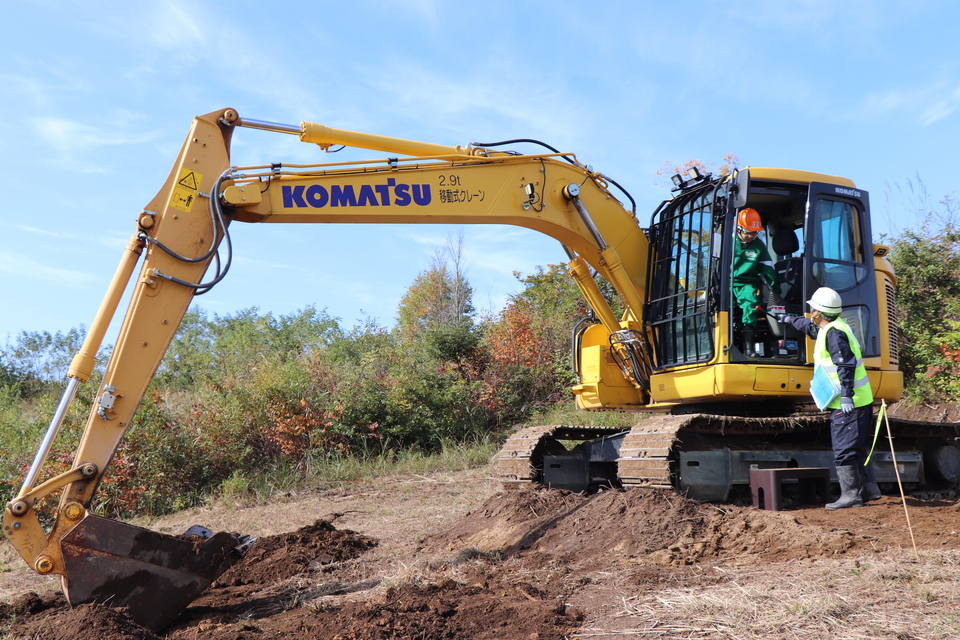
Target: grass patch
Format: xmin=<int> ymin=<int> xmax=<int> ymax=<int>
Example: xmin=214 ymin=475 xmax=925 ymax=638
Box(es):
xmin=527 ymin=403 xmax=639 ymax=428
xmin=586 ymin=550 xmax=960 ymax=640
xmin=0 ymin=544 xmax=20 ymax=574
xmin=215 ymin=434 xmax=500 ymax=507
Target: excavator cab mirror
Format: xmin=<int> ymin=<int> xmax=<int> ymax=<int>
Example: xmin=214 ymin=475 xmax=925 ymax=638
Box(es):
xmin=732 ymin=169 xmax=751 ymax=208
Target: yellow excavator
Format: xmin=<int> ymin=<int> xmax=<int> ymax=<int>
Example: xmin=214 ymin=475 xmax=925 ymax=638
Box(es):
xmin=4 ymin=108 xmax=953 ymax=630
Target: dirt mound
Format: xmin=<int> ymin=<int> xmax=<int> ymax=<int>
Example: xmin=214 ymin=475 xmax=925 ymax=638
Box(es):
xmin=5 ymin=520 xmax=379 ymax=640
xmin=520 ymin=489 xmax=854 ymax=565
xmin=887 ymin=400 xmax=960 ymax=425
xmin=5 ymin=471 xmax=960 ymax=639
xmin=182 ymin=579 xmax=579 ymax=640
xmin=11 ymin=599 xmax=161 ymax=640
xmin=425 ymin=485 xmax=960 ymax=568
xmin=313 ymin=580 xmax=579 ymax=640
xmin=2 ymin=591 xmax=162 ymax=640
xmin=423 ymin=486 xmax=867 ymax=567
xmin=3 ymin=513 xmax=580 ymax=639
xmin=215 ymin=519 xmax=377 ymax=588
xmin=0 ymin=591 xmax=64 ymax=619
xmin=423 ymin=487 xmax=705 ymax=561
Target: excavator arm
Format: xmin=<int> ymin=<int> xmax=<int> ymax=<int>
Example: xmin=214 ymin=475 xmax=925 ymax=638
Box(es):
xmin=3 ymin=108 xmax=653 ymax=629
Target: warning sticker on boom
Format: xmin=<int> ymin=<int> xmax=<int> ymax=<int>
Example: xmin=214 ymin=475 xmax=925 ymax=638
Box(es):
xmin=170 ymin=168 xmax=203 ymax=213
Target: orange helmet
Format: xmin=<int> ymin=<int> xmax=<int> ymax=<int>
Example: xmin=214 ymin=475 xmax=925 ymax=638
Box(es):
xmin=737 ymin=208 xmax=763 ymax=232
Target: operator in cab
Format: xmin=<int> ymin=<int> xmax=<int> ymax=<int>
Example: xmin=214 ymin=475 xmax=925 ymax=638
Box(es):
xmin=733 ymin=208 xmax=779 ymax=357
xmin=783 ymin=287 xmax=881 ymax=510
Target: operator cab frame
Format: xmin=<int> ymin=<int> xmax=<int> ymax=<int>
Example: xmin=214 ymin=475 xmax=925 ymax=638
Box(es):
xmin=644 ymin=167 xmax=879 ymax=372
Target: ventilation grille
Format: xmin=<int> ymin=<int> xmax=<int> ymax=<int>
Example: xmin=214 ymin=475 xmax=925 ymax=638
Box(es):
xmin=885 ymin=279 xmax=899 ymax=364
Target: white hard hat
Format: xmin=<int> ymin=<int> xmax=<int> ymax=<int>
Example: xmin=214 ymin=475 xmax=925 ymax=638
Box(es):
xmin=807 ymin=287 xmax=842 ymax=314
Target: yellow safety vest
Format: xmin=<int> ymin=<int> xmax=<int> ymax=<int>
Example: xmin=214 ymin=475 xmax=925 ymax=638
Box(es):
xmin=814 ymin=318 xmax=873 ymax=409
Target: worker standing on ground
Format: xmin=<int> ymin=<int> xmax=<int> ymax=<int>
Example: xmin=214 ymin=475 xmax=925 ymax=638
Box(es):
xmin=732 ymin=208 xmax=779 ymax=357
xmin=783 ymin=287 xmax=880 ymax=509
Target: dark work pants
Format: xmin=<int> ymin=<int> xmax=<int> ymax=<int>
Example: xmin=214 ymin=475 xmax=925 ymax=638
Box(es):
xmin=830 ymin=405 xmax=873 ymax=467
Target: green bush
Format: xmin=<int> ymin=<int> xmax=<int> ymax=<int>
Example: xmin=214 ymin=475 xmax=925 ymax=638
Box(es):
xmin=1 ymin=256 xmax=622 ymax=519
xmin=888 ymin=216 xmax=960 ymax=402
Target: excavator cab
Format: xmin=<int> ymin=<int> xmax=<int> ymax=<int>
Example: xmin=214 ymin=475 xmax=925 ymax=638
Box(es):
xmin=643 ymin=167 xmax=892 ymax=407
xmin=730 ymin=173 xmax=883 ymax=366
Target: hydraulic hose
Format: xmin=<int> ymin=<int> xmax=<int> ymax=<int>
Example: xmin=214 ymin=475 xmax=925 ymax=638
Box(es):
xmin=143 ymin=171 xmax=234 ymax=292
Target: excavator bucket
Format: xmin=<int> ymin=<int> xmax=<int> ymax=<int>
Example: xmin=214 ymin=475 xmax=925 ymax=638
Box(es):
xmin=58 ymin=514 xmax=253 ymax=631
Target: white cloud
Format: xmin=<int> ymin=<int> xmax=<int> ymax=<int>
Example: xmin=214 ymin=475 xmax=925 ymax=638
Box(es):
xmin=920 ymin=83 xmax=960 ymax=125
xmin=0 ymin=251 xmax=96 ymax=285
xmin=360 ymin=57 xmax=587 ymax=143
xmin=32 ymin=118 xmax=158 ymax=150
xmin=15 ymin=225 xmax=79 ymax=239
xmin=26 ymin=116 xmax=161 ymax=172
xmin=75 ymin=0 xmax=210 ymax=53
xmin=863 ymin=79 xmax=960 ymax=126
xmin=231 ymin=254 xmax=318 ymax=273
xmin=145 ymin=0 xmax=208 ymax=50
xmin=393 ymin=0 xmax=441 ymax=29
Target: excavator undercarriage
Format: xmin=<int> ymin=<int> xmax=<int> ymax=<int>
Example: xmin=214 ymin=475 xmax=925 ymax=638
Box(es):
xmin=496 ymin=412 xmax=960 ymax=502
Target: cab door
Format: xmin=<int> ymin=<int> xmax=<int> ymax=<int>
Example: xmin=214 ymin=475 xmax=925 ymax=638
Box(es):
xmin=645 ymin=184 xmax=719 ymax=369
xmin=803 ymin=182 xmax=881 ymax=357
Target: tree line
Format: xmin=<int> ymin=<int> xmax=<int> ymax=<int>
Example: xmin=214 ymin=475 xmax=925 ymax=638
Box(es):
xmin=0 ymin=235 xmax=592 ymax=518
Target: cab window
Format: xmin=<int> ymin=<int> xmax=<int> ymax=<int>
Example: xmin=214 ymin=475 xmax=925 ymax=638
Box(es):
xmin=809 ymin=198 xmax=868 ymax=290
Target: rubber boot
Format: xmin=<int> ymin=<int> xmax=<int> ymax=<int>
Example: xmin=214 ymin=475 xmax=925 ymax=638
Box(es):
xmin=826 ymin=465 xmax=864 ymax=510
xmin=743 ymin=328 xmax=756 ymax=358
xmin=860 ymin=461 xmax=881 ymax=502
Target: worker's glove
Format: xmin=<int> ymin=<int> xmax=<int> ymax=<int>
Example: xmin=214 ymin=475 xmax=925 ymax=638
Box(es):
xmin=769 ymin=310 xmax=791 ymax=324
xmin=767 ymin=304 xmax=787 ymax=323
xmin=840 ymin=397 xmax=855 ymax=414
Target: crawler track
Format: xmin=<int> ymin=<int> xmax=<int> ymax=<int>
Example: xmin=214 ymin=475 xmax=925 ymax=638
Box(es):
xmin=496 ymin=413 xmax=833 ymax=491
xmin=495 ymin=424 xmax=627 ymax=487
xmin=616 ymin=415 xmax=690 ymax=489
xmin=495 ymin=410 xmax=960 ymax=497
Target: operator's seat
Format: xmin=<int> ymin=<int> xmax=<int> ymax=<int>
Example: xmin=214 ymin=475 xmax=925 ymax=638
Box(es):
xmin=773 ymin=228 xmax=802 ymax=305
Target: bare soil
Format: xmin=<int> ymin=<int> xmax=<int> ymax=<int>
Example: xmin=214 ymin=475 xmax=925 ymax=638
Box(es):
xmin=4 ymin=460 xmax=960 ymax=639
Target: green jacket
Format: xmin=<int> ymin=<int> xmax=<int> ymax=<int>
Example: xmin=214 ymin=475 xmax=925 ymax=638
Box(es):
xmin=733 ymin=237 xmax=778 ymax=289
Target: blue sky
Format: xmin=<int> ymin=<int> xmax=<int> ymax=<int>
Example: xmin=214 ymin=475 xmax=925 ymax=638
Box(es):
xmin=2 ymin=0 xmax=958 ymax=346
